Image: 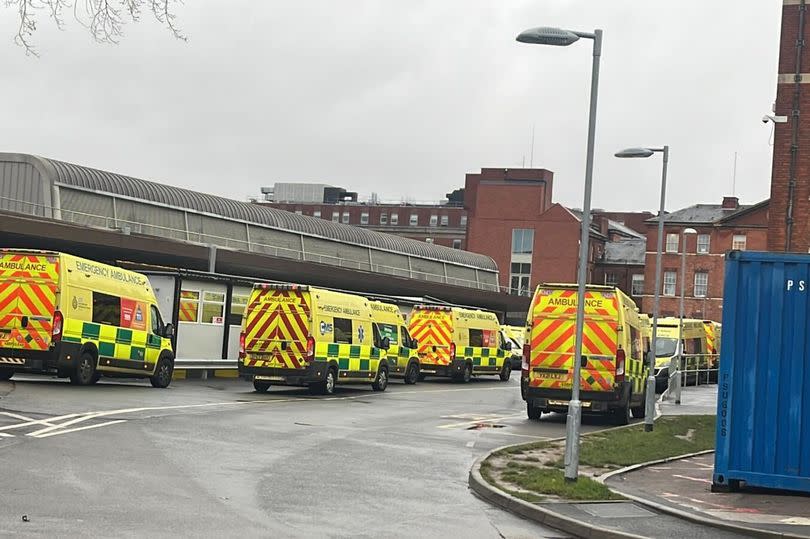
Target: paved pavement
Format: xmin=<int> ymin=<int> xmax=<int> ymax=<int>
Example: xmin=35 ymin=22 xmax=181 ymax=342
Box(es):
xmin=0 ymin=374 xmax=621 ymax=538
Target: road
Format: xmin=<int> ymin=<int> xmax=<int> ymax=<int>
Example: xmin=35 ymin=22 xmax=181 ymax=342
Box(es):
xmin=0 ymin=374 xmax=619 ymax=538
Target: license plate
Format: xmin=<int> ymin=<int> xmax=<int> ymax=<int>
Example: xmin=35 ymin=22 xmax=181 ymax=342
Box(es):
xmin=255 ymin=375 xmax=285 ymax=382
xmin=549 ymin=399 xmax=592 ymax=408
xmin=541 ymin=372 xmax=568 ymax=380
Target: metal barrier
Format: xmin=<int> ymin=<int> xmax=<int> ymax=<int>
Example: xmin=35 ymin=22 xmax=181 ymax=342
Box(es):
xmin=174 ymin=359 xmax=238 ymax=370
xmin=666 ymin=353 xmax=719 ymax=404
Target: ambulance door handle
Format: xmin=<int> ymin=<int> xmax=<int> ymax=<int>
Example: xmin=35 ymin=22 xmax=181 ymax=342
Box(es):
xmin=580 ymin=356 xmax=588 ymax=368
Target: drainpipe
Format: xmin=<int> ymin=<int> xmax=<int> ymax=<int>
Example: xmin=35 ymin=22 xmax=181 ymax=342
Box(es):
xmin=786 ymin=0 xmax=806 ymax=251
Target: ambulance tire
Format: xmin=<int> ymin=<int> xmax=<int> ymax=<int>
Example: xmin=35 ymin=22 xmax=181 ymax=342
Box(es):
xmin=70 ymin=351 xmax=98 ymax=386
xmin=372 ymin=366 xmax=389 ymax=392
xmin=499 ymin=363 xmax=511 ymax=382
xmin=311 ymin=367 xmax=337 ymax=395
xmin=253 ymin=380 xmax=271 ymax=393
xmin=0 ymin=370 xmax=13 ymax=381
xmin=404 ymin=362 xmax=419 ymax=385
xmin=631 ymin=390 xmax=646 ymax=419
xmin=454 ymin=362 xmax=472 ymax=383
xmin=150 ymin=355 xmax=174 ymax=389
xmin=527 ymin=403 xmax=542 ymax=420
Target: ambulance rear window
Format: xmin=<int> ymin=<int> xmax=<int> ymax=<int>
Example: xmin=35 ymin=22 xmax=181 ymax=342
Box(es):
xmin=334 ymin=318 xmax=352 ymax=344
xmin=93 ymin=292 xmax=121 ymax=326
xmin=469 ymin=329 xmax=483 ymax=347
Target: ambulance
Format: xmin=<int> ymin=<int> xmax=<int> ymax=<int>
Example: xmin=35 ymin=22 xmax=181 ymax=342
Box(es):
xmin=652 ymin=318 xmax=717 ymax=391
xmin=0 ymin=249 xmax=175 ymax=387
xmin=369 ymin=300 xmax=420 ymax=384
xmin=522 ymin=284 xmax=647 ymax=425
xmin=704 ymin=320 xmax=721 ymax=382
xmin=501 ymin=324 xmax=526 ymax=370
xmin=408 ymin=305 xmax=510 ymax=382
xmin=238 ymin=284 xmax=390 ymax=394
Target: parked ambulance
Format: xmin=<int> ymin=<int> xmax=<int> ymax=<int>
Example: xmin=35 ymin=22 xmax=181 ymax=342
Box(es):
xmin=521 ymin=284 xmax=647 ymax=425
xmin=408 ymin=305 xmax=511 ymax=382
xmin=0 ymin=249 xmax=175 ymax=387
xmin=238 ymin=284 xmax=390 ymax=394
xmin=369 ymin=300 xmax=421 ymax=384
xmin=652 ymin=318 xmax=720 ymax=391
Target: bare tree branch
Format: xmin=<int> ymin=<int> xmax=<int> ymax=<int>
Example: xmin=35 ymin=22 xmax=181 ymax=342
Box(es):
xmin=4 ymin=0 xmax=186 ymax=55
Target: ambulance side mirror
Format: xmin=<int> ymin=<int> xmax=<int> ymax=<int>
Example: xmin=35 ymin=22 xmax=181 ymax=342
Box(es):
xmin=380 ymin=336 xmax=391 ymax=350
xmin=503 ymin=341 xmax=512 ymax=351
xmin=163 ymin=323 xmax=175 ymax=339
xmin=411 ymin=338 xmax=418 ymax=348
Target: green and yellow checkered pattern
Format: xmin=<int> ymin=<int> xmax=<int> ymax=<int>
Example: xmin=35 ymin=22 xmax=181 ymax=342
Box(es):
xmin=313 ymin=341 xmax=383 ymax=376
xmin=463 ymin=346 xmax=505 ymax=372
xmin=386 ymin=344 xmax=416 ymax=370
xmin=62 ymin=319 xmax=171 ymax=372
xmin=625 ymin=355 xmax=648 ymax=394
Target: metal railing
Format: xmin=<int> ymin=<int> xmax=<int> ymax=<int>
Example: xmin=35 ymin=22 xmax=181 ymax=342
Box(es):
xmin=665 ymin=353 xmax=719 ymax=403
xmin=174 ymin=358 xmax=238 ymax=370
xmin=0 ymin=195 xmax=517 ymax=294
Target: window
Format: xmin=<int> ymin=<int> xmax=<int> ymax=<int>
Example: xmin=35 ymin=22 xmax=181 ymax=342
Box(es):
xmin=150 ymin=305 xmax=164 ymax=335
xmin=179 ymin=290 xmax=199 ymax=322
xmin=331 ymin=211 xmax=340 ymax=223
xmin=390 ymin=213 xmax=399 ymax=225
xmin=510 ymin=262 xmax=532 ymax=295
xmin=92 ymin=292 xmax=121 ymax=326
xmin=429 ymin=214 xmax=438 ymax=227
xmin=341 ymin=212 xmax=350 ymax=224
xmin=604 ymin=273 xmax=617 ymax=287
xmin=333 ymin=318 xmax=352 ymax=344
xmin=732 ymin=234 xmax=747 ymax=250
xmin=425 ymin=238 xmax=434 ymax=243
xmin=230 ymin=294 xmax=249 ymax=318
xmin=631 ymin=274 xmax=644 ymax=296
xmin=401 ymin=326 xmax=414 ymax=348
xmin=201 ymin=291 xmax=225 ymax=324
xmin=440 ymin=215 xmax=449 ymax=226
xmin=380 ymin=213 xmax=388 ymax=225
xmin=469 ymin=329 xmax=484 ymax=347
xmin=694 ymin=272 xmax=708 ymax=297
xmin=511 ymin=229 xmax=535 ymax=254
xmin=452 ymin=239 xmax=462 ymax=249
xmin=294 ymin=210 xmax=303 ymax=215
xmin=378 ymin=323 xmax=398 ymax=345
xmin=629 ymin=326 xmax=641 ymax=359
xmin=360 ymin=212 xmax=369 ymax=225
xmin=697 ymin=234 xmax=710 ymax=254
xmin=313 ymin=210 xmax=321 ymax=219
xmin=663 ymin=271 xmax=677 ymax=296
xmin=460 ymin=215 xmax=467 ymax=227
xmin=409 ymin=213 xmax=419 ymax=226
xmin=666 ymin=233 xmax=679 ymax=253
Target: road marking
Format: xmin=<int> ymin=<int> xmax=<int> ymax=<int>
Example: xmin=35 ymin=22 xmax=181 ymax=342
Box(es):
xmin=466 ymin=441 xmax=475 ymax=448
xmin=672 ymin=474 xmax=712 ymax=484
xmin=27 ymin=413 xmax=103 ymax=437
xmin=34 ymin=420 xmax=126 ymax=438
xmin=0 ymin=432 xmax=14 ymax=438
xmin=0 ymin=413 xmax=81 ymax=432
xmin=438 ymin=414 xmax=523 ymax=429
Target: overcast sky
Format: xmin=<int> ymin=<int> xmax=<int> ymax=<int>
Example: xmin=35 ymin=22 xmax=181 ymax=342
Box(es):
xmin=1 ymin=1 xmax=782 ymax=212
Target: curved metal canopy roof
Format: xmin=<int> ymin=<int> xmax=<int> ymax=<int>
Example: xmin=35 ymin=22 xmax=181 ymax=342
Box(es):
xmin=20 ymin=154 xmax=496 ymax=271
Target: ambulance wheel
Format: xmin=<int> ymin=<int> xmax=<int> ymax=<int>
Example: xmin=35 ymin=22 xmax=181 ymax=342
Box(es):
xmin=372 ymin=366 xmax=389 ymax=392
xmin=311 ymin=368 xmax=336 ymax=395
xmin=404 ymin=362 xmax=419 ymax=385
xmin=70 ymin=351 xmax=98 ymax=386
xmin=631 ymin=392 xmax=646 ymax=419
xmin=253 ymin=380 xmax=271 ymax=393
xmin=462 ymin=363 xmax=472 ymax=383
xmin=149 ymin=356 xmax=174 ymax=388
xmin=499 ymin=363 xmax=511 ymax=382
xmin=612 ymin=402 xmax=631 ymax=426
xmin=527 ymin=403 xmax=542 ymax=420
xmin=0 ymin=369 xmax=13 ymax=381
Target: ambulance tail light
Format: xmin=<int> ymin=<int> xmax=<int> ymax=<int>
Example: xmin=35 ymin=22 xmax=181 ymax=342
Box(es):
xmin=51 ymin=310 xmax=63 ymax=343
xmin=522 ymin=344 xmax=531 ymax=376
xmin=305 ymin=336 xmax=315 ymax=362
xmin=239 ymin=332 xmax=246 ymax=359
xmin=449 ymin=342 xmax=456 ymax=360
xmin=615 ymin=348 xmax=626 ymax=383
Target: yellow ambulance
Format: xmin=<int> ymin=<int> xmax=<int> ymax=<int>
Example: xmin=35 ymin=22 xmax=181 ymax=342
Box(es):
xmin=408 ymin=305 xmax=510 ymax=382
xmin=652 ymin=318 xmax=716 ymax=390
xmin=238 ymin=284 xmax=390 ymax=394
xmin=522 ymin=284 xmax=647 ymax=425
xmin=0 ymin=249 xmax=175 ymax=387
xmin=369 ymin=300 xmax=420 ymax=384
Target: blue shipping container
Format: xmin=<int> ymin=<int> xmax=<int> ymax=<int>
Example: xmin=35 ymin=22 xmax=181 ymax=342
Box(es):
xmin=714 ymin=251 xmax=810 ymax=493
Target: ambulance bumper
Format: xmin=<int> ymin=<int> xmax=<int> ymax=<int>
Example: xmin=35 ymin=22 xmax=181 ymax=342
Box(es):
xmin=0 ymin=342 xmax=81 ymax=374
xmin=238 ymin=362 xmax=327 ymax=386
xmin=523 ymin=383 xmax=630 ymax=413
xmin=418 ymin=359 xmax=467 ymax=378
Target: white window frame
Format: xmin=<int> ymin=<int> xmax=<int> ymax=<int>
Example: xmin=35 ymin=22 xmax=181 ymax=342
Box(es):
xmin=331 ymin=211 xmax=340 ymax=222
xmin=360 ymin=212 xmax=369 ymax=225
xmin=313 ymin=210 xmax=321 ymax=219
xmin=380 ymin=213 xmax=388 ymax=225
xmin=663 ymin=271 xmax=677 ymax=296
xmin=694 ymin=272 xmax=708 ymax=298
xmin=665 ymin=233 xmax=679 ymax=253
xmin=425 ymin=237 xmax=434 ymax=243
xmin=604 ymin=273 xmax=617 ymax=287
xmin=429 ymin=214 xmax=438 ymax=227
xmin=460 ymin=215 xmax=468 ymax=227
xmin=509 ymin=262 xmax=532 ymax=296
xmin=440 ymin=215 xmax=449 ymax=226
xmin=512 ymin=229 xmax=535 ymax=255
xmin=732 ymin=234 xmax=747 ymax=250
xmin=390 ymin=213 xmax=399 ymax=225
xmin=697 ymin=234 xmax=710 ymax=254
xmin=341 ymin=212 xmax=350 ymax=224
xmin=631 ymin=274 xmax=644 ymax=296
xmin=409 ymin=213 xmax=419 ymax=226
xmin=179 ymin=289 xmax=201 ymax=323
xmin=452 ymin=239 xmax=462 ymax=249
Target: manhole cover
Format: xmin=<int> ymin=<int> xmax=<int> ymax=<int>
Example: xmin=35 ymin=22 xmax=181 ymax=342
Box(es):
xmin=466 ymin=423 xmax=506 ymax=430
xmin=575 ymin=503 xmax=656 ymax=518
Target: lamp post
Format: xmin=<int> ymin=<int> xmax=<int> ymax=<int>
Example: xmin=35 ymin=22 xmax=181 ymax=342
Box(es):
xmin=675 ymin=227 xmax=697 ymax=404
xmin=615 ymin=145 xmax=669 ymax=432
xmin=517 ymin=26 xmax=602 ymax=481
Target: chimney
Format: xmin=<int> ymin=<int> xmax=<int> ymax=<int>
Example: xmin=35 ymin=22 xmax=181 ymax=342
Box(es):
xmin=722 ymin=196 xmax=739 ymax=210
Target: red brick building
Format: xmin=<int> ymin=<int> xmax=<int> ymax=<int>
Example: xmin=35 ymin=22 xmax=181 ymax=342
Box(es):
xmin=259 ymin=202 xmax=467 ymax=249
xmin=642 ymin=197 xmax=769 ymax=321
xmin=768 ymin=2 xmax=810 ymax=252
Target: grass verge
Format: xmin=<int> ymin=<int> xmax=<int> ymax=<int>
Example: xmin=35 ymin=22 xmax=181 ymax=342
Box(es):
xmin=500 ymin=464 xmax=623 ymax=501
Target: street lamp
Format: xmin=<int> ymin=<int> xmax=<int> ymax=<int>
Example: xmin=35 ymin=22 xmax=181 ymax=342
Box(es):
xmin=675 ymin=227 xmax=697 ymax=405
xmin=615 ymin=145 xmax=669 ymax=432
xmin=517 ymin=26 xmax=603 ymax=482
